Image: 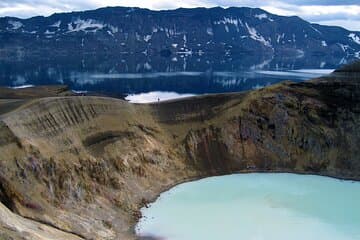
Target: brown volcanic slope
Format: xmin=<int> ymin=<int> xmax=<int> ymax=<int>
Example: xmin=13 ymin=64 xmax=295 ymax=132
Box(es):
xmin=0 ymin=63 xmax=359 ymax=239
xmin=0 ymin=85 xmax=75 ymax=116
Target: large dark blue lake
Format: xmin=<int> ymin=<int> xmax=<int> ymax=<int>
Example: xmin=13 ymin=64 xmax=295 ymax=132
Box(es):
xmin=0 ymin=54 xmax=340 ymax=102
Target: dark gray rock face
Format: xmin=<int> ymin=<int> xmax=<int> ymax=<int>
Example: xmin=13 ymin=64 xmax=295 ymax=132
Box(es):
xmin=0 ymin=7 xmax=360 ymax=60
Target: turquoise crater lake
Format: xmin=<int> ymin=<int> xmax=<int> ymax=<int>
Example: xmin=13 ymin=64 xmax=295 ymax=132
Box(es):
xmin=136 ymin=173 xmax=360 ymax=240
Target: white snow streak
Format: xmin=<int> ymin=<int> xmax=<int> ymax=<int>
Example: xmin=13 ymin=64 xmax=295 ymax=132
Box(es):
xmin=245 ymin=23 xmax=272 ymax=47
xmin=349 ymin=33 xmax=360 ymax=45
xmin=8 ymin=20 xmax=23 ymax=30
xmin=255 ymin=13 xmax=274 ymax=22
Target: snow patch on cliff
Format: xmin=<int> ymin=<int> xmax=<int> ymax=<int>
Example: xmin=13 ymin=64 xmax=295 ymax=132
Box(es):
xmin=214 ymin=17 xmax=243 ymax=32
xmin=45 ymin=30 xmax=55 ymax=35
xmin=50 ymin=21 xmax=61 ymax=28
xmin=355 ymin=51 xmax=360 ymax=59
xmin=349 ymin=33 xmax=360 ymax=45
xmin=310 ymin=25 xmax=322 ymax=35
xmin=276 ymin=33 xmax=285 ymax=44
xmin=245 ymin=23 xmax=271 ymax=47
xmin=255 ymin=13 xmax=274 ymax=22
xmin=66 ymin=18 xmax=118 ymax=34
xmin=8 ymin=20 xmax=23 ymax=30
xmin=337 ymin=43 xmax=349 ymax=52
xmin=144 ymin=35 xmax=152 ymax=42
xmin=108 ymin=25 xmax=118 ymax=34
xmin=68 ymin=19 xmax=105 ymax=32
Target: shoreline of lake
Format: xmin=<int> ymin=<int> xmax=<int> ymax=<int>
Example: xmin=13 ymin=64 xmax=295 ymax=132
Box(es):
xmin=136 ymin=172 xmax=360 ymax=240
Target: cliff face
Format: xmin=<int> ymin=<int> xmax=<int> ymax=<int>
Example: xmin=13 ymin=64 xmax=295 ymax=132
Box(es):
xmin=0 ymin=64 xmax=359 ymax=239
xmin=181 ymin=79 xmax=360 ymax=177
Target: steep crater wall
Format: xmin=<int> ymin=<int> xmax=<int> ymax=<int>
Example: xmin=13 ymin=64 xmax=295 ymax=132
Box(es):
xmin=0 ymin=67 xmax=359 ymax=239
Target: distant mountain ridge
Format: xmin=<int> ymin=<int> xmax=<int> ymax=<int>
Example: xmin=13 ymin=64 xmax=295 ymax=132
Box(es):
xmin=0 ymin=6 xmax=360 ymax=60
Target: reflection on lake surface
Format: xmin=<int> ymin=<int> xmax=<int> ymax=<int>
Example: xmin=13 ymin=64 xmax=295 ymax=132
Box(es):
xmin=125 ymin=91 xmax=196 ymax=103
xmin=0 ymin=53 xmax=344 ymax=99
xmin=136 ymin=173 xmax=360 ymax=240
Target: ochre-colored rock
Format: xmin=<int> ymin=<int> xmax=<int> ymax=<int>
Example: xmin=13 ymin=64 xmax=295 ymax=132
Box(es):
xmin=0 ymin=63 xmax=359 ymax=239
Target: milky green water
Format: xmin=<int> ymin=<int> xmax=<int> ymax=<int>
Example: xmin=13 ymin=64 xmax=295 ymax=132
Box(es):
xmin=136 ymin=173 xmax=360 ymax=240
